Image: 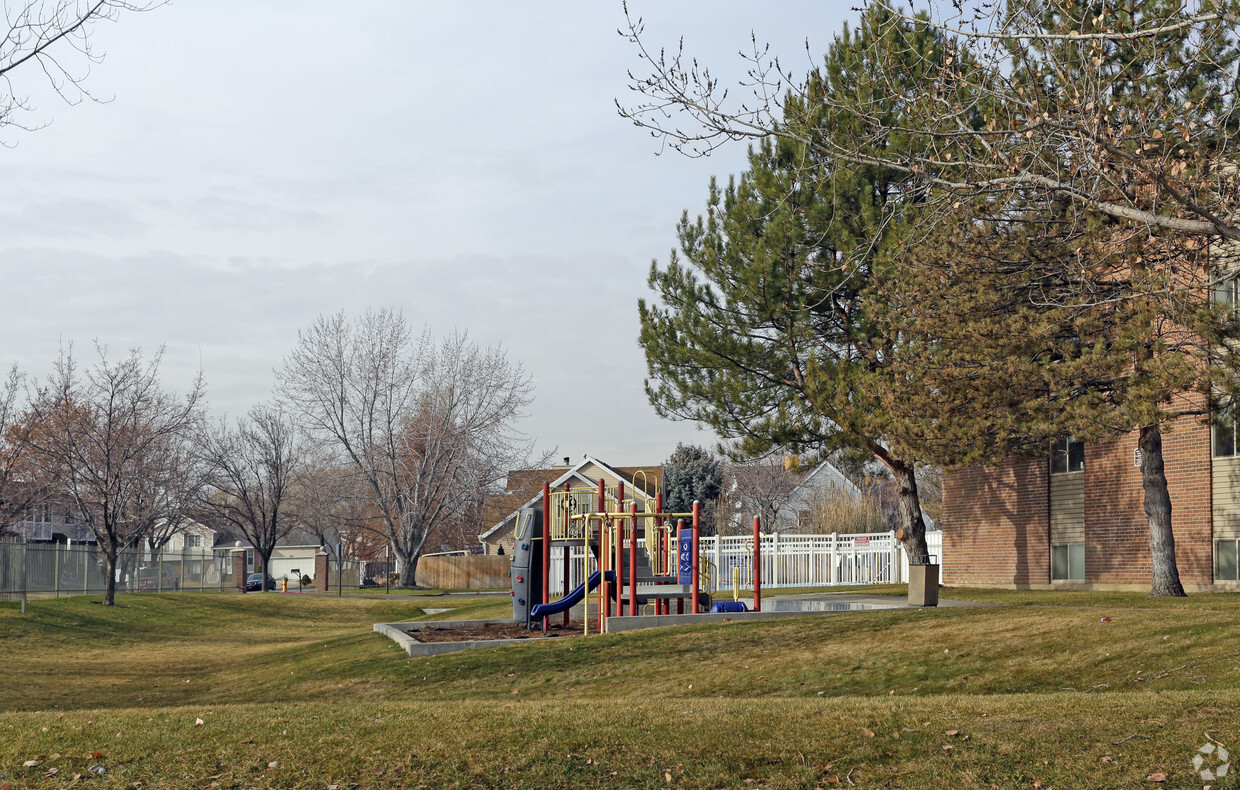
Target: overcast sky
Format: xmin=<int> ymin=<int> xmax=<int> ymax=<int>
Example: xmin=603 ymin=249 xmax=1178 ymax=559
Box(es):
xmin=0 ymin=2 xmax=854 ymax=467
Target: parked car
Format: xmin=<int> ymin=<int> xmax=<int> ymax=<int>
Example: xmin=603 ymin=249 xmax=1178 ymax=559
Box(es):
xmin=246 ymin=573 xmax=277 ymax=592
xmin=134 ymin=566 xmax=180 ymax=591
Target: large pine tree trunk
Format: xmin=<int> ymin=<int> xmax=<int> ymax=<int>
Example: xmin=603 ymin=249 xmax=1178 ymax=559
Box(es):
xmin=1139 ymin=424 xmax=1186 ymax=597
xmin=891 ymin=461 xmax=931 ymax=565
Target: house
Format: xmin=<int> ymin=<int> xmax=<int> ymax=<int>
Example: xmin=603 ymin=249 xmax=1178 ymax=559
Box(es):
xmin=213 ymin=529 xmax=324 ymax=582
xmin=5 ymin=498 xmax=94 ymax=544
xmin=941 ymin=396 xmax=1219 ymax=590
xmin=478 ymin=456 xmax=662 ymax=555
xmin=784 ymin=460 xmax=866 ymax=532
xmin=161 ymin=520 xmax=216 ymax=554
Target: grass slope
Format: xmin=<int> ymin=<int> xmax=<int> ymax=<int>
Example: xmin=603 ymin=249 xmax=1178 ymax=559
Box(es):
xmin=1 ymin=589 xmax=1238 ymax=788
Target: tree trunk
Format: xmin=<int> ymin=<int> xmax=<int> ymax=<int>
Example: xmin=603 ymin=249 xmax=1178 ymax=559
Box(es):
xmin=102 ymin=546 xmax=118 ymax=606
xmin=259 ymin=548 xmax=275 ymax=591
xmin=397 ymin=545 xmax=420 ymax=588
xmin=1139 ymin=424 xmax=1187 ymax=597
xmin=891 ymin=461 xmax=931 ymax=565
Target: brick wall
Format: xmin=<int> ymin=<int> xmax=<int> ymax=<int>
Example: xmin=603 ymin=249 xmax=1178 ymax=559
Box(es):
xmin=1083 ymin=414 xmax=1212 ymax=586
xmin=943 ymin=409 xmax=1214 ymax=589
xmin=942 ymin=456 xmax=1049 ymax=586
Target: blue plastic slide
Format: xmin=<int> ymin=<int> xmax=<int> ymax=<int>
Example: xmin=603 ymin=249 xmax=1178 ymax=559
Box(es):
xmin=530 ymin=570 xmax=616 ymax=619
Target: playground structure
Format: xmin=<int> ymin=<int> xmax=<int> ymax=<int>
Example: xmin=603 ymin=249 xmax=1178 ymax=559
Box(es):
xmin=510 ymin=477 xmax=764 ymax=634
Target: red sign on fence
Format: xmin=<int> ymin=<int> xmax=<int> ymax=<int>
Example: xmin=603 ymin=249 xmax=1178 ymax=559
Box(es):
xmin=853 ymin=536 xmax=870 ymax=545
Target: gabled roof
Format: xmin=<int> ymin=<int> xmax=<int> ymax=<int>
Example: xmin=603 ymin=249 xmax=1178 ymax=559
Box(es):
xmin=796 ymin=460 xmax=862 ymax=498
xmin=478 ymin=455 xmax=661 ymax=541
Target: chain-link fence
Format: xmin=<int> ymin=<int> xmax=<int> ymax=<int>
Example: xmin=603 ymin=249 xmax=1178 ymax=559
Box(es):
xmin=0 ymin=538 xmax=236 ymax=602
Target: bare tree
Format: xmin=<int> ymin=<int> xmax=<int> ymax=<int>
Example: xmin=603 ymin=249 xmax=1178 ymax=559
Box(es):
xmin=25 ymin=345 xmax=203 ymax=605
xmin=0 ymin=363 xmax=41 ymax=535
xmin=718 ymin=456 xmax=803 ymax=535
xmin=196 ymin=405 xmax=304 ymax=592
xmin=277 ymin=310 xmax=535 ymax=587
xmin=2 ymin=0 xmax=162 ymax=140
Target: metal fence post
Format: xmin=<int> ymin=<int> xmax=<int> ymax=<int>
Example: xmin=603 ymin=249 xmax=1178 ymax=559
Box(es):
xmin=21 ymin=539 xmax=28 ymax=614
xmin=53 ymin=544 xmax=61 ymax=599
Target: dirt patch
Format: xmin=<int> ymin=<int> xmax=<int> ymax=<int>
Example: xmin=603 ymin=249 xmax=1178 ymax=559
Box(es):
xmin=408 ymin=620 xmax=584 ymax=643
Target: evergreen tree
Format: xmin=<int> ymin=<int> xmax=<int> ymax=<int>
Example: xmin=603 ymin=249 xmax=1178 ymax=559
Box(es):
xmin=662 ymin=444 xmax=723 ymax=536
xmin=640 ymin=5 xmax=953 ymax=562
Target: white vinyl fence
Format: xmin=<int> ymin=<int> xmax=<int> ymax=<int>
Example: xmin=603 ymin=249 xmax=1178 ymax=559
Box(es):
xmin=548 ymin=530 xmax=943 ymax=593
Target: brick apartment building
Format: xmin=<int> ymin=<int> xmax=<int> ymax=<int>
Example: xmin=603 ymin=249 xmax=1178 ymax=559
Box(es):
xmin=940 ymin=386 xmax=1234 ymax=591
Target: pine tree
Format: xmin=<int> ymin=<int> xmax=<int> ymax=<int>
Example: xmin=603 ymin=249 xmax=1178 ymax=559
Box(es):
xmin=661 ymin=444 xmax=724 ymax=536
xmin=640 ymin=5 xmax=952 ymax=562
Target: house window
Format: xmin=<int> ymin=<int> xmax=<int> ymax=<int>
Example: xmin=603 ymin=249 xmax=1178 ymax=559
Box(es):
xmin=1216 ymin=539 xmax=1240 ymax=582
xmin=1051 ymin=544 xmax=1085 ymax=581
xmin=245 ymin=549 xmax=255 ymax=571
xmin=1051 ymin=437 xmax=1084 ymax=474
xmin=185 ymin=534 xmax=202 ymax=549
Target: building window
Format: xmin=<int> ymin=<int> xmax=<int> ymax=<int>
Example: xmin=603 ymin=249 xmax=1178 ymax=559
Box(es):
xmin=1215 ymin=273 xmax=1239 ymax=312
xmin=1051 ymin=543 xmax=1085 ymax=581
xmin=185 ymin=534 xmax=202 ymax=549
xmin=1217 ymin=539 xmax=1240 ymax=582
xmin=1215 ymin=407 xmax=1240 ymax=457
xmin=1051 ymin=437 xmax=1084 ymax=474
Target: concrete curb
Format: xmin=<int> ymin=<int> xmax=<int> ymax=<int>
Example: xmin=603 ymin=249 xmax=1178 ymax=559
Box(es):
xmin=374 ymin=619 xmax=557 ymax=658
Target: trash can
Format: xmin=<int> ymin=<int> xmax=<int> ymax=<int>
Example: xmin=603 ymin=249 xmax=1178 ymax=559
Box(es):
xmin=908 ymin=562 xmax=939 ymax=607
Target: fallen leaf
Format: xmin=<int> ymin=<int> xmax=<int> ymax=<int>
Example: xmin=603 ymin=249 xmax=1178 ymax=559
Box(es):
xmin=50 ymin=754 xmax=61 ymax=760
xmin=1102 ymin=755 xmax=1115 ymax=763
xmin=22 ymin=760 xmax=39 ymax=768
xmin=942 ymin=745 xmax=955 ymax=754
xmin=89 ymin=752 xmax=105 ymax=759
xmin=1033 ymin=782 xmax=1044 ymax=789
xmin=860 ymin=727 xmax=875 ymax=738
xmin=1146 ymin=773 xmax=1167 ymax=783
xmin=946 ymin=730 xmax=960 ymax=737
xmin=194 ymin=718 xmax=204 ymax=727
xmin=45 ymin=768 xmax=59 ymax=777
xmin=267 ymin=761 xmax=280 ymax=769
xmin=665 ymin=770 xmax=673 ymax=784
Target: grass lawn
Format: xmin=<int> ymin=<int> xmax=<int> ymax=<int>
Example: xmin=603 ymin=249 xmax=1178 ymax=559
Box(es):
xmin=2 ymin=588 xmax=1239 ymax=788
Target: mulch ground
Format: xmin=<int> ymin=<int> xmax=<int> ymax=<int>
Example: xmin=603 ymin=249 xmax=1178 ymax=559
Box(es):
xmin=408 ymin=620 xmax=585 ymax=643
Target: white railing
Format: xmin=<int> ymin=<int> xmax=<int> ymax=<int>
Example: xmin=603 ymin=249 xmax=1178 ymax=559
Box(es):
xmin=547 ymin=530 xmax=944 ymax=593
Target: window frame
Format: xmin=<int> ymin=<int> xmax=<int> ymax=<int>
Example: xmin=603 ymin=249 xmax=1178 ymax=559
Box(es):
xmin=1214 ymin=406 xmax=1240 ymax=458
xmin=1216 ymin=539 xmax=1240 ymax=582
xmin=1051 ymin=437 xmax=1085 ymax=474
xmin=1051 ymin=543 xmax=1086 ymax=582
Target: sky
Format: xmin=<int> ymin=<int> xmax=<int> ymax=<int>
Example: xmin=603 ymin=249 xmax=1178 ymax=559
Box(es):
xmin=0 ymin=1 xmax=855 ymax=467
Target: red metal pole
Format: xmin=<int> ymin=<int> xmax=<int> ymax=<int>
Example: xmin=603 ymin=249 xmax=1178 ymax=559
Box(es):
xmin=753 ymin=515 xmax=762 ymax=612
xmin=541 ymin=483 xmax=551 ymax=630
xmin=629 ymin=502 xmax=638 ymax=616
xmin=691 ymin=501 xmax=701 ymax=614
xmin=614 ymin=518 xmax=624 ymax=616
